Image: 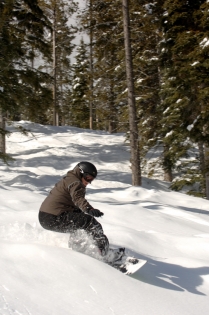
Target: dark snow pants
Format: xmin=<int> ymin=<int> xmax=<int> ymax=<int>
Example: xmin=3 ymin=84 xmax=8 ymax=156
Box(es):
xmin=39 ymin=208 xmax=109 ymax=255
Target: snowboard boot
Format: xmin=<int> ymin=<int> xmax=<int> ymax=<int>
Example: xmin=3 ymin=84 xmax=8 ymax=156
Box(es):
xmin=104 ymin=247 xmax=126 ymax=264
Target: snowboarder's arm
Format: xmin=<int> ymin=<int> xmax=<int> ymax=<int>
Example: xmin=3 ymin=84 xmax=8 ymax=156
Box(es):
xmin=68 ymin=181 xmax=93 ymax=212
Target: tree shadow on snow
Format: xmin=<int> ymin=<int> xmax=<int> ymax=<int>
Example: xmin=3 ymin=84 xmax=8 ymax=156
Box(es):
xmin=125 ymin=250 xmax=209 ymax=295
xmin=141 ymin=201 xmax=209 ymax=216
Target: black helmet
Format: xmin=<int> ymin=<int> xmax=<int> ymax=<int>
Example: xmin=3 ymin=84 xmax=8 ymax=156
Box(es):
xmin=77 ymin=161 xmax=97 ymax=178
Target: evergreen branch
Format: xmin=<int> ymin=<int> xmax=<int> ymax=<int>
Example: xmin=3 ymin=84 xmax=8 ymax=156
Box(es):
xmin=0 ymin=153 xmax=14 ymax=165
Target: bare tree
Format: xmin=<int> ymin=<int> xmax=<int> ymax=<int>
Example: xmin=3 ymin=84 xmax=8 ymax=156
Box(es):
xmin=122 ymin=0 xmax=141 ymax=186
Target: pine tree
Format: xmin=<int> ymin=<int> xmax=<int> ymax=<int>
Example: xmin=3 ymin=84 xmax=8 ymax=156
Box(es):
xmin=69 ymin=38 xmax=90 ymax=128
xmin=79 ymin=0 xmax=127 ymax=132
xmin=127 ymin=1 xmax=164 ymax=176
xmin=159 ymin=0 xmax=209 ymax=195
xmin=0 ymin=0 xmax=52 ymax=160
xmin=38 ymin=0 xmax=77 ymax=126
xmin=0 ymin=0 xmax=51 ymax=116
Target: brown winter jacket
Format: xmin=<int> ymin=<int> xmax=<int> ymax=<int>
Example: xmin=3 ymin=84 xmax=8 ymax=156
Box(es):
xmin=39 ymin=166 xmax=93 ymax=216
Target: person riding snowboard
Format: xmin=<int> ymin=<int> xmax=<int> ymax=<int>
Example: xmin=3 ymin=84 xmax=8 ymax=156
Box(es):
xmin=38 ymin=161 xmax=110 ymax=258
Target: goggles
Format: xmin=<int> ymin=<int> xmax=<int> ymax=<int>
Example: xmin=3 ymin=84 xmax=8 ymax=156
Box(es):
xmin=83 ymin=173 xmax=95 ymax=183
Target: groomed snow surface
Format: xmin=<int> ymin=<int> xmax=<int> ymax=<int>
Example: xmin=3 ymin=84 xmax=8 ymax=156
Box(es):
xmin=0 ymin=121 xmax=209 ymax=315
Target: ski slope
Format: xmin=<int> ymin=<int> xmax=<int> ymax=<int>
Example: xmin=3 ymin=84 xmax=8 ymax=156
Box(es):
xmin=0 ymin=121 xmax=209 ymax=315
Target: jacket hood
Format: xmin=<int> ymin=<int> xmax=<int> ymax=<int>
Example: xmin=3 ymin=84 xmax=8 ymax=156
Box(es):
xmin=70 ymin=165 xmax=82 ymax=180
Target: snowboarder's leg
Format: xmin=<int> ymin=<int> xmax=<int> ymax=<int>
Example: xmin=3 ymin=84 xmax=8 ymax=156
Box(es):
xmin=38 ymin=211 xmax=61 ymax=231
xmin=83 ymin=214 xmax=109 ymax=256
xmin=39 ymin=210 xmax=109 ymax=256
xmin=66 ymin=210 xmax=109 ymax=256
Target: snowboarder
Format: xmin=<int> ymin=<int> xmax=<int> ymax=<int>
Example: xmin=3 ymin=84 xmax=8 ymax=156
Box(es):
xmin=38 ymin=161 xmax=109 ymax=258
xmin=38 ymin=161 xmax=147 ymax=273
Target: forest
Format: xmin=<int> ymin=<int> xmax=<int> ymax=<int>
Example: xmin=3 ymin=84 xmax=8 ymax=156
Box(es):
xmin=0 ymin=0 xmax=209 ymax=198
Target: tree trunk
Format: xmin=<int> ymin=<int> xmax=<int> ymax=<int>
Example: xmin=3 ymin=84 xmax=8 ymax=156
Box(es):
xmin=163 ymin=145 xmax=173 ymax=182
xmin=109 ymin=79 xmax=117 ymax=133
xmin=53 ymin=6 xmax=59 ymax=126
xmin=108 ymin=121 xmax=116 ymax=134
xmin=0 ymin=109 xmax=6 ymax=154
xmin=198 ymin=141 xmax=206 ymax=196
xmin=89 ymin=0 xmax=93 ymax=129
xmin=122 ymin=0 xmax=141 ymax=186
xmin=164 ymin=170 xmax=173 ymax=182
xmin=198 ymin=141 xmax=205 ymax=174
xmin=205 ymin=144 xmax=209 ymax=200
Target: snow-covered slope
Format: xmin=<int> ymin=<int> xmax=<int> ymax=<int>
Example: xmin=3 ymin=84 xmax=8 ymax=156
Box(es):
xmin=0 ymin=121 xmax=209 ymax=315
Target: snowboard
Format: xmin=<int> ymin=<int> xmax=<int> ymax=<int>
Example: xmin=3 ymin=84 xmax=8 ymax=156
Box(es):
xmin=103 ymin=247 xmax=147 ymax=275
xmin=109 ymin=255 xmax=147 ymax=275
xmin=68 ymin=234 xmax=147 ymax=275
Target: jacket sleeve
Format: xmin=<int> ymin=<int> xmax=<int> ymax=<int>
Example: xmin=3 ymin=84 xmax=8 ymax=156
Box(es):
xmin=68 ymin=181 xmax=93 ymax=212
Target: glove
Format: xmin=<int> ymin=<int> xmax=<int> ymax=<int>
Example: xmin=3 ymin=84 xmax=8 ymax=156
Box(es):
xmin=86 ymin=207 xmax=104 ymax=217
